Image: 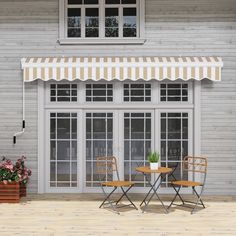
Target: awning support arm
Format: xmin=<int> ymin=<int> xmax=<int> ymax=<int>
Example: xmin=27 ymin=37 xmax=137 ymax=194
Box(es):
xmin=13 ymin=81 xmax=25 ymax=144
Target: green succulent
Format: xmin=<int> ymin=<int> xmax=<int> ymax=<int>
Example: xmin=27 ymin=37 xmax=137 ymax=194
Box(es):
xmin=148 ymin=151 xmax=160 ymax=163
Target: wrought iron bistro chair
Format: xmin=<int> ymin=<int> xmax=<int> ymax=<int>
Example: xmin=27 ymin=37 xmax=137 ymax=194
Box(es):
xmin=96 ymin=156 xmax=138 ymax=214
xmin=168 ymin=156 xmax=208 ymax=214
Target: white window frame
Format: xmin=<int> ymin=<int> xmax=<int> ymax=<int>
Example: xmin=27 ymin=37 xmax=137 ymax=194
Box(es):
xmin=47 ymin=112 xmax=79 ymax=190
xmin=38 ymin=80 xmax=201 ymax=194
xmin=59 ymin=0 xmax=146 ymax=45
xmin=122 ymin=110 xmax=154 ymax=189
xmin=45 ymin=109 xmax=84 ymax=193
xmin=157 ymin=110 xmax=193 ymax=190
xmin=84 ymin=110 xmax=116 ymax=190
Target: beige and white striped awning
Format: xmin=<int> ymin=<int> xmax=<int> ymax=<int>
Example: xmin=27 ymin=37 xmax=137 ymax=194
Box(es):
xmin=21 ymin=57 xmax=223 ymax=82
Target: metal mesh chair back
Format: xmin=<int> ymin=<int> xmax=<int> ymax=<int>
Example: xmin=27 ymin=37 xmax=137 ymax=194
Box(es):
xmin=183 ymin=156 xmax=207 ymax=173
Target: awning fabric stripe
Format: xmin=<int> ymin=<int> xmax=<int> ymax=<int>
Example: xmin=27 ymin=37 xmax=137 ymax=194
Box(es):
xmin=21 ymin=56 xmax=223 ymax=82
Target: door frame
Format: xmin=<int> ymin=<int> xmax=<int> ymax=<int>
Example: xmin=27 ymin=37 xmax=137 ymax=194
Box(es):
xmin=82 ymin=109 xmax=119 ymax=193
xmin=38 ymin=80 xmax=200 ymax=194
xmin=44 ymin=109 xmax=83 ymax=193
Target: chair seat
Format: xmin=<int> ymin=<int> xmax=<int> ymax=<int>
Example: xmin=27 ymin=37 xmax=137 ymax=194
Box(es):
xmin=172 ymin=180 xmax=203 ymax=187
xmin=102 ymin=180 xmax=134 ymax=187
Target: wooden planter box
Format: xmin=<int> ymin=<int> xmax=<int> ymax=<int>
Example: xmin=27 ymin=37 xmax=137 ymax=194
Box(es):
xmin=20 ymin=184 xmax=27 ymax=197
xmin=0 ymin=182 xmax=20 ymax=203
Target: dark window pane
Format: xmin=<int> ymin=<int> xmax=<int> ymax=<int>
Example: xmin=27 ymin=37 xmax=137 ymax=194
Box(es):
xmin=105 ymin=28 xmax=118 ymax=37
xmin=106 ymin=0 xmax=120 ymax=4
xmin=123 ymin=8 xmax=136 ymax=37
xmin=131 ymin=84 xmax=144 ymax=89
xmin=86 ymin=8 xmax=99 ymax=17
xmin=68 ymin=8 xmax=81 ymax=17
xmin=122 ymin=0 xmax=136 ymax=3
xmin=86 ymin=28 xmax=99 ymax=37
xmin=84 ymin=0 xmax=98 ymax=4
xmin=168 ymin=84 xmax=181 ymax=89
xmin=123 ymin=27 xmax=136 ymax=37
xmin=51 ymin=90 xmax=56 ymax=96
xmin=58 ymin=84 xmax=70 ymax=89
xmin=123 ymin=7 xmax=136 ymax=16
xmin=68 ymin=16 xmax=81 ymax=27
xmin=68 ymin=28 xmax=81 ymax=37
xmin=68 ymin=0 xmax=82 ymax=4
xmin=106 ymin=8 xmax=119 ymax=17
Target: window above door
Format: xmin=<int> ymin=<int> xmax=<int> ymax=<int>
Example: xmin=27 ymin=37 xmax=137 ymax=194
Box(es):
xmin=59 ymin=0 xmax=146 ymax=44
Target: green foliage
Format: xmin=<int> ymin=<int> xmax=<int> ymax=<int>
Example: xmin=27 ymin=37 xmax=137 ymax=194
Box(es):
xmin=148 ymin=151 xmax=160 ymax=163
xmin=0 ymin=156 xmax=31 ymax=184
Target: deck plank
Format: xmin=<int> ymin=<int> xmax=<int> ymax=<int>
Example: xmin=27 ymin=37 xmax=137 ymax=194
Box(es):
xmin=0 ymin=194 xmax=235 ymax=236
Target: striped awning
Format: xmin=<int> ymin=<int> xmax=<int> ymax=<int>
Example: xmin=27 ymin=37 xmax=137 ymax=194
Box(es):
xmin=21 ymin=57 xmax=223 ymax=82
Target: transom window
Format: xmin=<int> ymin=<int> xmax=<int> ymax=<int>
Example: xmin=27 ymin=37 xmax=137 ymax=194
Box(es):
xmin=124 ymin=84 xmax=151 ymax=102
xmin=86 ymin=84 xmax=113 ymax=102
xmin=160 ymin=83 xmax=189 ymax=102
xmin=48 ymin=82 xmax=192 ymax=104
xmin=60 ymin=0 xmax=144 ymax=43
xmin=50 ymin=84 xmax=77 ymax=102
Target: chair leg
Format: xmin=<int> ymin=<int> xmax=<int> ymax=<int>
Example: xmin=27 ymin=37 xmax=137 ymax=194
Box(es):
xmin=168 ymin=185 xmax=183 ymax=209
xmin=192 ymin=187 xmax=205 ymax=208
xmin=118 ymin=186 xmax=138 ymax=210
xmin=100 ymin=186 xmax=120 ymax=214
xmin=191 ymin=186 xmax=205 ymax=214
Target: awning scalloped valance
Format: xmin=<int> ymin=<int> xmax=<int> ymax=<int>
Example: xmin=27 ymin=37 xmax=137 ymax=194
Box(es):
xmin=21 ymin=56 xmax=223 ymax=82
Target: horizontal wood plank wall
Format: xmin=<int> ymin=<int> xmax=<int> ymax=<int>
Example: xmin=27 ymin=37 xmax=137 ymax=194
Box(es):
xmin=0 ymin=0 xmax=235 ymax=194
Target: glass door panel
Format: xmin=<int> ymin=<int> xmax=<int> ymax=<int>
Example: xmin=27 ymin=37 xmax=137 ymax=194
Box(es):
xmin=50 ymin=113 xmax=78 ymax=188
xmin=160 ymin=112 xmax=189 ymax=187
xmin=86 ymin=113 xmax=113 ymax=187
xmin=124 ymin=113 xmax=152 ymax=187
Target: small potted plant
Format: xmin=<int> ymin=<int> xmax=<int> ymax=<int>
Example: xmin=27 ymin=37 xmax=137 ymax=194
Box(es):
xmin=148 ymin=151 xmax=160 ymax=170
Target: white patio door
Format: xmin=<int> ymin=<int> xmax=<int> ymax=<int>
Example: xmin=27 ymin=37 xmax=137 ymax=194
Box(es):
xmin=85 ymin=111 xmax=116 ymax=189
xmin=45 ymin=109 xmax=191 ymax=193
xmin=122 ymin=111 xmax=154 ymax=190
xmin=84 ymin=110 xmax=154 ymax=192
xmin=45 ymin=110 xmax=83 ymax=193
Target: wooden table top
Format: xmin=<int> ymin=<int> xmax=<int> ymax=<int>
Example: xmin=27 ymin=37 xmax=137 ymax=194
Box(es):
xmin=136 ymin=166 xmax=172 ymax=174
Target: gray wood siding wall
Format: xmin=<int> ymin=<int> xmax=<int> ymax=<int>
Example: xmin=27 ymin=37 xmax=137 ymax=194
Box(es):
xmin=0 ymin=0 xmax=235 ymax=194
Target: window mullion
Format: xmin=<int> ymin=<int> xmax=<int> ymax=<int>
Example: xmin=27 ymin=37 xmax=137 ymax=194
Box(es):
xmin=100 ymin=0 xmax=105 ymax=38
xmin=119 ymin=6 xmax=123 ymax=38
xmin=81 ymin=5 xmax=85 ymax=38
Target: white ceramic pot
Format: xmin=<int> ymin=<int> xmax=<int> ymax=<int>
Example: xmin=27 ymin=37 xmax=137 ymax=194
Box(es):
xmin=150 ymin=162 xmax=159 ymax=170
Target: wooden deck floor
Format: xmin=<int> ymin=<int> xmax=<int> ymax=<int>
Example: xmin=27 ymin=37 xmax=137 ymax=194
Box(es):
xmin=0 ymin=194 xmax=235 ymax=236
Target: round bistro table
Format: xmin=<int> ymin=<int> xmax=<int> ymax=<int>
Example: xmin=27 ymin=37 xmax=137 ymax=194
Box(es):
xmin=136 ymin=166 xmax=172 ymax=213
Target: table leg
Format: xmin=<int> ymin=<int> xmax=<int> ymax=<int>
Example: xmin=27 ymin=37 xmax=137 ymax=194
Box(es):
xmin=142 ymin=173 xmax=169 ymax=214
xmin=140 ymin=173 xmax=154 ymax=207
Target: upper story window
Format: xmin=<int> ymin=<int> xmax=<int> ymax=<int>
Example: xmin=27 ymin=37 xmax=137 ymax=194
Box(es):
xmin=59 ymin=0 xmax=145 ymax=44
